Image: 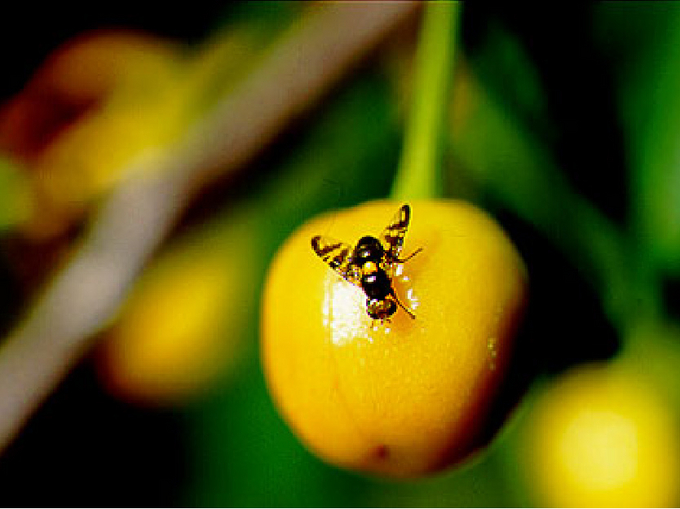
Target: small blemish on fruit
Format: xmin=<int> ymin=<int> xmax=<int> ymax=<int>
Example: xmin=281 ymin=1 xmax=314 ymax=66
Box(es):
xmin=375 ymin=444 xmax=390 ymax=460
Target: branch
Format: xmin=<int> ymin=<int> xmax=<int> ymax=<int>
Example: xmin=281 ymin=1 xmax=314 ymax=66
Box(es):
xmin=0 ymin=1 xmax=420 ymax=452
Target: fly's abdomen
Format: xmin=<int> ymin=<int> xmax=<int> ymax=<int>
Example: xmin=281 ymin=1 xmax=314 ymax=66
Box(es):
xmin=361 ymin=269 xmax=391 ymax=300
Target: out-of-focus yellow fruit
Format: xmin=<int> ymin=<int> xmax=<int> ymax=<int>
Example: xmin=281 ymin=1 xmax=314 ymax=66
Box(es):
xmin=0 ymin=30 xmax=184 ymax=163
xmin=521 ymin=363 xmax=680 ymax=507
xmin=30 ymin=36 xmax=188 ymax=236
xmin=1 ymin=28 xmax=260 ymax=240
xmin=33 ymin=30 xmax=182 ymax=104
xmin=261 ymin=200 xmax=528 ymax=477
xmin=0 ymin=30 xmax=187 ymax=239
xmin=98 ymin=229 xmax=254 ymax=406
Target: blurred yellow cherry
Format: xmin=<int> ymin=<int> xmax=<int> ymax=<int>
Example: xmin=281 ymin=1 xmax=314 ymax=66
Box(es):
xmin=521 ymin=362 xmax=680 ymax=507
xmin=0 ymin=28 xmax=256 ymax=239
xmin=98 ymin=221 xmax=255 ymax=406
xmin=0 ymin=30 xmax=187 ymax=239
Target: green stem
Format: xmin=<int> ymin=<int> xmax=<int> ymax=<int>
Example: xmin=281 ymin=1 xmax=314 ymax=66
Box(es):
xmin=391 ymin=1 xmax=460 ymax=201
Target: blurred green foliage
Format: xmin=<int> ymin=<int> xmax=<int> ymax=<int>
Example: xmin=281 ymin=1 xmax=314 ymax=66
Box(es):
xmin=0 ymin=156 xmax=30 ymax=231
xmin=2 ymin=2 xmax=680 ymax=507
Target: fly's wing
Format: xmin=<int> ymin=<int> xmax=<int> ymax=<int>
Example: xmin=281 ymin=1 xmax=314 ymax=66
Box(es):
xmin=380 ymin=204 xmax=411 ymax=264
xmin=311 ymin=236 xmax=361 ymax=286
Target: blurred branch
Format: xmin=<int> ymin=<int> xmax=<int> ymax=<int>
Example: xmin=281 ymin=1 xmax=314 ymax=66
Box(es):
xmin=0 ymin=1 xmax=420 ymax=452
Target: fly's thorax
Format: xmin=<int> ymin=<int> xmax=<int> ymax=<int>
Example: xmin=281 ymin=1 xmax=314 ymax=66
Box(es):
xmin=354 ymin=236 xmax=384 ymax=264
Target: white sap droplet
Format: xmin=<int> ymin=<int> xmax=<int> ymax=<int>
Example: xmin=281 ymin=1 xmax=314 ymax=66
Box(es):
xmin=323 ymin=275 xmax=369 ymax=346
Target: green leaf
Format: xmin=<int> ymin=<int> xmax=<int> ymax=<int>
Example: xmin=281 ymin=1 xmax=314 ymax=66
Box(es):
xmin=599 ymin=4 xmax=680 ymax=272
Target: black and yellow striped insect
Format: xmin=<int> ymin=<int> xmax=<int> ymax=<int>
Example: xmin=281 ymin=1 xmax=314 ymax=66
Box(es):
xmin=311 ymin=204 xmax=421 ymax=321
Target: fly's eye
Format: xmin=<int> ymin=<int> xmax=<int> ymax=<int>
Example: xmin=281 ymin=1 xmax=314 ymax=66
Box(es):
xmin=367 ymin=309 xmax=381 ymax=320
xmin=366 ymin=298 xmax=393 ymax=320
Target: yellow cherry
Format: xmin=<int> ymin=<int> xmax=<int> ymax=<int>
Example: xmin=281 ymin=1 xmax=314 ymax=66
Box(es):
xmin=261 ymin=199 xmax=528 ymax=477
xmin=520 ymin=362 xmax=680 ymax=507
xmin=98 ymin=223 xmax=255 ymax=406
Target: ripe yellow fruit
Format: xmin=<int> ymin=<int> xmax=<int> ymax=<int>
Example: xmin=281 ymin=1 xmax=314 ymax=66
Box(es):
xmin=261 ymin=200 xmax=527 ymax=477
xmin=521 ymin=363 xmax=680 ymax=507
xmin=98 ymin=232 xmax=252 ymax=406
xmin=31 ymin=35 xmax=187 ymax=216
xmin=0 ymin=30 xmax=186 ymax=239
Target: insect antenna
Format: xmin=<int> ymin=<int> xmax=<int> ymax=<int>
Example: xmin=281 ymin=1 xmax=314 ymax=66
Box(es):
xmin=395 ymin=247 xmax=423 ymax=264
